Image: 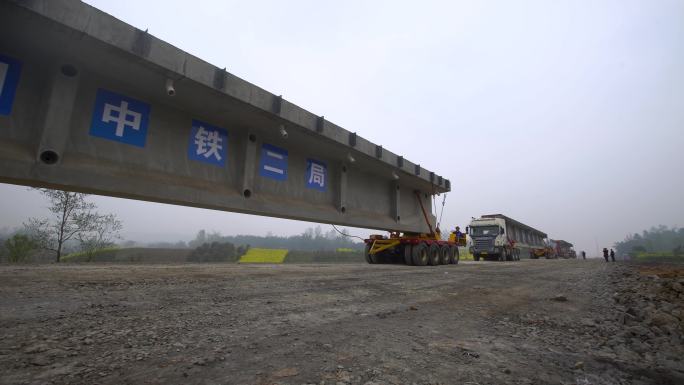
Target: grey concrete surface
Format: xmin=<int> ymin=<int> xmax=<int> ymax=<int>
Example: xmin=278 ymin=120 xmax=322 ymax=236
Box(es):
xmin=0 ymin=0 xmax=449 ymax=233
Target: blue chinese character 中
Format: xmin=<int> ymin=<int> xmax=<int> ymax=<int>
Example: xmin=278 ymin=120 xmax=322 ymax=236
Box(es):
xmin=89 ymin=89 xmax=150 ymax=147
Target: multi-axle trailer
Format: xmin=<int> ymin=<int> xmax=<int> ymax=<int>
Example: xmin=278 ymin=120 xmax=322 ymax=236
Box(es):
xmin=363 ymin=192 xmax=466 ymax=266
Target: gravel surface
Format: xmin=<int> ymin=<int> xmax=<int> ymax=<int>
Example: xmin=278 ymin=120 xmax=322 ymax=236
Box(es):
xmin=1 ymin=259 xmax=683 ymax=385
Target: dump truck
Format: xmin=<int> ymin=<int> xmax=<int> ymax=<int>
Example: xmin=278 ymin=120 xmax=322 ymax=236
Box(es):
xmin=363 ymin=192 xmax=466 ymax=266
xmin=468 ymin=214 xmax=547 ymax=261
xmin=550 ymin=240 xmax=576 ymax=259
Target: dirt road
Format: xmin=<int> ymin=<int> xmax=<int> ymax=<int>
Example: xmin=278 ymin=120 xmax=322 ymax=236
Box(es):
xmin=1 ymin=260 xmax=682 ymax=385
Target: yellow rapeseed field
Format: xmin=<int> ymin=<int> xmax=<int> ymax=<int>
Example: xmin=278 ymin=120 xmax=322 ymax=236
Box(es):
xmin=238 ymin=248 xmax=289 ymax=263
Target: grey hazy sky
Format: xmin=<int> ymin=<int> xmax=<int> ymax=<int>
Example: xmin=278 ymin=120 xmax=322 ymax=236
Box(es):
xmin=1 ymin=0 xmax=683 ymax=255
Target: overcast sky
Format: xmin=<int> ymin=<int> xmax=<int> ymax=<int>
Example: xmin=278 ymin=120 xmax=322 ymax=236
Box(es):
xmin=1 ymin=0 xmax=683 ymax=255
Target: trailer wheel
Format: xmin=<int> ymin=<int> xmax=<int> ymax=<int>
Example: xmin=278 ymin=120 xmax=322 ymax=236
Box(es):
xmin=438 ymin=245 xmax=450 ymax=265
xmin=449 ymin=245 xmax=460 ymax=264
xmin=412 ymin=242 xmax=429 ymax=266
xmin=428 ymin=244 xmax=441 ymax=266
xmin=403 ymin=244 xmax=414 ymax=265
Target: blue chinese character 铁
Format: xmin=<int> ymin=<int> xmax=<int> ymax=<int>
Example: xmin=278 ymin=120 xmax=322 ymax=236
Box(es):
xmin=188 ymin=120 xmax=228 ymax=166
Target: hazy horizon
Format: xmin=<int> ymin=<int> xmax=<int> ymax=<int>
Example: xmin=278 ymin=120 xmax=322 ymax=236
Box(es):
xmin=1 ymin=0 xmax=683 ymax=255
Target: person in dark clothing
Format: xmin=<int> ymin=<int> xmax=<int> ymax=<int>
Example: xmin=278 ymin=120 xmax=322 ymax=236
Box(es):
xmin=610 ymin=248 xmax=615 ymax=262
xmin=603 ymin=248 xmax=609 ymax=262
xmin=581 ymin=251 xmax=586 ymax=260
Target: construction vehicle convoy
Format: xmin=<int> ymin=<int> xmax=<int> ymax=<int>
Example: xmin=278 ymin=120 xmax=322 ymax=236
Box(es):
xmin=363 ymin=207 xmax=573 ymax=265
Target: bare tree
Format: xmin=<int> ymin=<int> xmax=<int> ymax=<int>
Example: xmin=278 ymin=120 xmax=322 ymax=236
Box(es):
xmin=24 ymin=189 xmax=119 ymax=262
xmin=77 ymin=213 xmax=123 ymax=261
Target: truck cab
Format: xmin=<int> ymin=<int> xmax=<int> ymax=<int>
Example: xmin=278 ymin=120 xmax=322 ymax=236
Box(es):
xmin=468 ymin=217 xmax=508 ymax=261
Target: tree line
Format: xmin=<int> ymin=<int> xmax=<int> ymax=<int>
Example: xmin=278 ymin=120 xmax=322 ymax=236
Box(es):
xmin=1 ymin=188 xmax=363 ymax=263
xmin=187 ymin=226 xmax=362 ymax=251
xmin=614 ymin=225 xmax=684 ymax=257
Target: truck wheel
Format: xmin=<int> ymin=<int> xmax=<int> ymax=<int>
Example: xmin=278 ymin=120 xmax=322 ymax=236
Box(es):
xmin=439 ymin=245 xmax=450 ymax=265
xmin=428 ymin=244 xmax=441 ymax=266
xmin=412 ymin=242 xmax=429 ymax=266
xmin=449 ymin=245 xmax=460 ymax=264
xmin=403 ymin=244 xmax=414 ymax=265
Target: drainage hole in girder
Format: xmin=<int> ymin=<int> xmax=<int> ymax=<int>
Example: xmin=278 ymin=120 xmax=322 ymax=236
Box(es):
xmin=60 ymin=65 xmax=78 ymax=77
xmin=243 ymin=189 xmax=252 ymax=198
xmin=40 ymin=150 xmax=59 ymax=165
xmin=248 ymin=134 xmax=256 ymax=142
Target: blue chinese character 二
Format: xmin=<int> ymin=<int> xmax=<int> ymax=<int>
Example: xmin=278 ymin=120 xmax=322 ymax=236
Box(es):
xmin=306 ymin=159 xmax=327 ymax=192
xmin=89 ymin=89 xmax=150 ymax=147
xmin=188 ymin=120 xmax=228 ymax=166
xmin=0 ymin=53 xmax=22 ymax=116
xmin=260 ymin=143 xmax=288 ymax=181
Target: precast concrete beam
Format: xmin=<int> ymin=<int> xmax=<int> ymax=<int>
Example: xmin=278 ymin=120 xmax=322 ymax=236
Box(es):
xmin=0 ymin=0 xmax=450 ymax=233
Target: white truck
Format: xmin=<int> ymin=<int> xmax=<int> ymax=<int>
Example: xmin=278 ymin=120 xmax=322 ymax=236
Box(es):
xmin=468 ymin=214 xmax=547 ymax=261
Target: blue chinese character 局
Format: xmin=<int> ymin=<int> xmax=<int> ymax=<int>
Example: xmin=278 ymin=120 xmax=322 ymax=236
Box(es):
xmin=306 ymin=158 xmax=327 ymax=192
xmin=0 ymin=53 xmax=22 ymax=116
xmin=260 ymin=143 xmax=288 ymax=181
xmin=89 ymin=89 xmax=150 ymax=147
xmin=187 ymin=120 xmax=228 ymax=166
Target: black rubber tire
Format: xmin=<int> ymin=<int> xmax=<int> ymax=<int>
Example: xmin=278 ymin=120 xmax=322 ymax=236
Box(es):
xmin=449 ymin=245 xmax=460 ymax=264
xmin=428 ymin=244 xmax=441 ymax=266
xmin=439 ymin=245 xmax=450 ymax=265
xmin=403 ymin=244 xmax=414 ymax=265
xmin=412 ymin=242 xmax=429 ymax=266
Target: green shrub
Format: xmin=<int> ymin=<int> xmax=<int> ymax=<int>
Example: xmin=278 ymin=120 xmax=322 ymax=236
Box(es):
xmin=187 ymin=241 xmax=237 ymax=262
xmin=4 ymin=234 xmax=36 ymax=263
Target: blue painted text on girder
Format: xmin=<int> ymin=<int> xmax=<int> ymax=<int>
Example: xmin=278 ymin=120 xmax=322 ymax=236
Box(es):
xmin=260 ymin=143 xmax=288 ymax=181
xmin=89 ymin=89 xmax=150 ymax=147
xmin=306 ymin=158 xmax=327 ymax=191
xmin=0 ymin=54 xmax=22 ymax=116
xmin=188 ymin=120 xmax=227 ymax=166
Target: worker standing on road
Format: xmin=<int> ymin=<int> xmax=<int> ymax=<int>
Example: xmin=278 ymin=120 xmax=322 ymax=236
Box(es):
xmin=603 ymin=248 xmax=609 ymax=262
xmin=581 ymin=251 xmax=586 ymax=260
xmin=610 ymin=248 xmax=615 ymax=262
